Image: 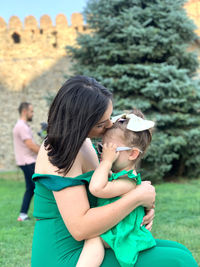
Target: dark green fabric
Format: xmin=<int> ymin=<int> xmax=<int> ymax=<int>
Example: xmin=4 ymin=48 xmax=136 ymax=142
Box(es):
xmin=135 ymin=239 xmax=198 ymax=267
xmin=31 ymin=173 xmax=119 ymax=266
xmin=32 ymin=171 xmax=94 ymax=191
xmin=31 ymin=173 xmax=198 ymax=267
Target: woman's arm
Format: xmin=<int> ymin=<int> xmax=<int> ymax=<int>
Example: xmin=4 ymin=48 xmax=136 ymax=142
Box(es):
xmin=53 ymin=180 xmax=155 ymax=241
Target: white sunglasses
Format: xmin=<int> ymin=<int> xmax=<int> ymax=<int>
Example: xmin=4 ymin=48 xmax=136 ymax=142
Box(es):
xmin=97 ymin=143 xmax=143 ymax=154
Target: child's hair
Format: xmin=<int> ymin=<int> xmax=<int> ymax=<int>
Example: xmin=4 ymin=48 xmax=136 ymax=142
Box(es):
xmin=111 ymin=109 xmax=153 ymax=165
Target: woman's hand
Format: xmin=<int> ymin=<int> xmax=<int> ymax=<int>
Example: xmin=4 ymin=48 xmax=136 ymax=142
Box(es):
xmin=141 ymin=208 xmax=155 ymax=231
xmin=135 ymin=181 xmax=156 ymax=210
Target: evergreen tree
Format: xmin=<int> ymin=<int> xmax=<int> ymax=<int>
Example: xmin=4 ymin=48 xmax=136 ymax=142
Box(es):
xmin=67 ymin=0 xmax=200 ymax=182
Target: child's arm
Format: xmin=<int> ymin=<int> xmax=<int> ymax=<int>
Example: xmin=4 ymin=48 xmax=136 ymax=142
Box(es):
xmin=76 ymin=237 xmax=104 ymax=267
xmin=89 ymin=143 xmax=136 ymax=199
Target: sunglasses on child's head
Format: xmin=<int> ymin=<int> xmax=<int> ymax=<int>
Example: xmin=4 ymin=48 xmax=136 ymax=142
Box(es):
xmin=97 ymin=143 xmax=143 ymax=155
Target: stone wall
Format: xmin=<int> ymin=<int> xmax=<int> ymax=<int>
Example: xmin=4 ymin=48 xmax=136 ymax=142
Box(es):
xmin=0 ymin=0 xmax=200 ymax=170
xmin=0 ymin=13 xmax=87 ymax=170
xmin=0 ymin=56 xmax=72 ymax=170
xmin=0 ymin=13 xmax=88 ymax=91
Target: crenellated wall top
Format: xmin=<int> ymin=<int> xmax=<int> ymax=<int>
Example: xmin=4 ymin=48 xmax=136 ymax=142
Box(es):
xmin=0 ymin=1 xmax=199 ymax=34
xmin=0 ymin=13 xmax=84 ymax=31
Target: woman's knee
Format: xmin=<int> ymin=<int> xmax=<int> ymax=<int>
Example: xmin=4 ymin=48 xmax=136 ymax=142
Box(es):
xmin=168 ymin=249 xmax=198 ymax=267
xmin=136 ymin=245 xmax=198 ymax=267
xmin=155 ymin=239 xmax=192 ymax=255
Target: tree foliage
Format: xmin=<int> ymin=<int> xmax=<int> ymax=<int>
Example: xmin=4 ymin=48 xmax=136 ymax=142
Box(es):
xmin=67 ymin=0 xmax=200 ymax=182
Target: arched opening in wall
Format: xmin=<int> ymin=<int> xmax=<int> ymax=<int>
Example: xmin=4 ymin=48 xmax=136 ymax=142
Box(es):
xmin=40 ymin=29 xmax=43 ymax=34
xmin=11 ymin=32 xmax=21 ymax=43
xmin=83 ymin=26 xmax=87 ymax=31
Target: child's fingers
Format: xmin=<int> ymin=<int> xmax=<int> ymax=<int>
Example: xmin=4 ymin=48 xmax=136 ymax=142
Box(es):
xmin=102 ymin=143 xmax=119 ymax=162
xmin=103 ymin=143 xmax=108 ymax=149
xmin=115 ymin=151 xmax=119 ymax=160
xmin=103 ymin=143 xmax=117 ymax=150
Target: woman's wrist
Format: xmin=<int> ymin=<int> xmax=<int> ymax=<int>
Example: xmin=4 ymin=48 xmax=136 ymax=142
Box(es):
xmin=124 ymin=186 xmax=143 ymax=207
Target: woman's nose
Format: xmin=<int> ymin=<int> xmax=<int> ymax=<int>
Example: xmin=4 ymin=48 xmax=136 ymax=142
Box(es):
xmin=106 ymin=119 xmax=113 ymax=129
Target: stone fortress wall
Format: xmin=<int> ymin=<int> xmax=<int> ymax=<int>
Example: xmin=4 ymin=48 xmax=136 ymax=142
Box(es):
xmin=0 ymin=13 xmax=88 ymax=170
xmin=0 ymin=13 xmax=88 ymax=91
xmin=0 ymin=0 xmax=200 ymax=171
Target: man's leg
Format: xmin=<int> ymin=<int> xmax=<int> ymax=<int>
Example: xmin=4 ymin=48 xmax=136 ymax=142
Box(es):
xmin=18 ymin=163 xmax=35 ymax=220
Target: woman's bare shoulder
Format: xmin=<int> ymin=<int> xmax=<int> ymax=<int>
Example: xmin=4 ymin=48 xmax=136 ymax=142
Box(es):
xmin=35 ymin=142 xmax=58 ymax=174
xmin=35 ymin=139 xmax=99 ymax=177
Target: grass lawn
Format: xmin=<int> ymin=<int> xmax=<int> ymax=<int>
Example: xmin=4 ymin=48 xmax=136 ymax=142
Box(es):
xmin=0 ymin=171 xmax=199 ymax=266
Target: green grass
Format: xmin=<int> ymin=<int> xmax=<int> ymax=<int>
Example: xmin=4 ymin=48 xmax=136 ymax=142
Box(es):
xmin=0 ymin=171 xmax=34 ymax=267
xmin=0 ymin=172 xmax=199 ymax=266
xmin=152 ymin=179 xmax=200 ymax=264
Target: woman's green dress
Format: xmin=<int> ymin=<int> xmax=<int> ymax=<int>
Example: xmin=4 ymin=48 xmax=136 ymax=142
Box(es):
xmin=31 ymin=172 xmax=198 ymax=267
xmin=32 ymin=171 xmax=120 ymax=267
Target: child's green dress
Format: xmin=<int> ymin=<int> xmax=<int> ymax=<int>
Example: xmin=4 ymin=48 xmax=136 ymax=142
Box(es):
xmin=98 ymin=170 xmax=156 ymax=267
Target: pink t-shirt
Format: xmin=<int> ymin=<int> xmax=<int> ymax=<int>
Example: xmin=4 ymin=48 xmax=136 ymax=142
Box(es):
xmin=13 ymin=119 xmax=37 ymax=166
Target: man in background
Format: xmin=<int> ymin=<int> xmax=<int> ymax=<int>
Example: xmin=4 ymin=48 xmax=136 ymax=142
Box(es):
xmin=13 ymin=102 xmax=40 ymax=221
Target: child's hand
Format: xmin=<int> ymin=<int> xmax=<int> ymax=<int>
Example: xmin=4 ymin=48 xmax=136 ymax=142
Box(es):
xmin=101 ymin=143 xmax=119 ymax=164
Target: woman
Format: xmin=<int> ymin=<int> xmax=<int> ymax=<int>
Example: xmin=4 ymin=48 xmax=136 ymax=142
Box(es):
xmin=31 ymin=76 xmax=198 ymax=267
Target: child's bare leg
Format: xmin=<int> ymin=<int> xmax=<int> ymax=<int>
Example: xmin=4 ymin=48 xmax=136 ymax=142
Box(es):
xmin=76 ymin=237 xmax=105 ymax=267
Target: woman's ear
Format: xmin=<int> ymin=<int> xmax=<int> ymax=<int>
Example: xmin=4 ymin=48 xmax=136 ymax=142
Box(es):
xmin=128 ymin=149 xmax=140 ymax=161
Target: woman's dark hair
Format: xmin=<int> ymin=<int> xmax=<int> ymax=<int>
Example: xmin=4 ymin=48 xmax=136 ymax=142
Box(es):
xmin=44 ymin=75 xmax=112 ymax=175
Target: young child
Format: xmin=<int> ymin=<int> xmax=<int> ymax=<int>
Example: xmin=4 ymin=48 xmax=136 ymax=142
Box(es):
xmin=76 ymin=109 xmax=156 ymax=267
